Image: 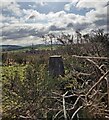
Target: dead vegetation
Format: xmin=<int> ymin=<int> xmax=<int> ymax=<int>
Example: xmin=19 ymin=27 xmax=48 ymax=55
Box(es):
xmin=2 ymin=29 xmax=109 ymax=119
xmin=41 ymin=55 xmax=109 ymax=120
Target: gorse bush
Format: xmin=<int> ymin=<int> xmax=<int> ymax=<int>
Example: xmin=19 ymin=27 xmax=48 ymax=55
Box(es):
xmin=2 ymin=63 xmax=69 ymax=119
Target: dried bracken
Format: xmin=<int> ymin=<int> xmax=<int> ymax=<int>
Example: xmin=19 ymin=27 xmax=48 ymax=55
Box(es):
xmin=49 ymin=56 xmax=109 ymax=119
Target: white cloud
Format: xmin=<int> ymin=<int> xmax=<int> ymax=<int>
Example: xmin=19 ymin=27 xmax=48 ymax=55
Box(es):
xmin=1 ymin=14 xmax=20 ymax=24
xmin=25 ymin=10 xmax=47 ymax=21
xmin=1 ymin=1 xmax=22 ymax=19
xmin=64 ymin=3 xmax=72 ymax=11
xmin=2 ymin=6 xmax=107 ymax=44
xmin=35 ymin=1 xmax=47 ymax=6
xmin=16 ymin=0 xmax=73 ymax=2
xmin=1 ymin=36 xmax=44 ymax=46
xmin=0 ymin=0 xmax=16 ymax=8
xmin=86 ymin=7 xmax=107 ymax=21
xmin=2 ymin=23 xmax=49 ymax=42
xmin=7 ymin=3 xmax=22 ymax=16
xmin=64 ymin=0 xmax=80 ymax=11
xmin=1 ymin=0 xmax=108 ymax=45
xmin=76 ymin=0 xmax=108 ymax=9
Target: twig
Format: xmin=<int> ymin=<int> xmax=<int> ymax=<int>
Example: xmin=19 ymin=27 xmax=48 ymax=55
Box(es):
xmin=77 ymin=72 xmax=91 ymax=76
xmin=62 ymin=91 xmax=68 ymax=120
xmin=67 ymin=95 xmax=84 ymax=111
xmin=72 ymin=55 xmax=109 ymax=60
xmin=86 ymin=58 xmax=105 ymax=74
xmin=65 ymin=94 xmax=78 ymax=98
xmin=107 ymin=74 xmax=109 ymax=107
xmin=53 ymin=110 xmax=63 ymax=120
xmin=47 ymin=108 xmax=61 ymax=111
xmin=19 ymin=115 xmax=32 ymax=119
xmin=71 ymin=106 xmax=83 ymax=120
xmin=52 ymin=92 xmax=61 ymax=96
xmin=52 ymin=92 xmax=78 ymax=98
xmin=73 ymin=95 xmax=81 ymax=109
xmin=90 ymin=90 xmax=99 ymax=99
xmin=86 ymin=70 xmax=109 ymax=97
xmin=105 ymin=116 xmax=109 ymax=119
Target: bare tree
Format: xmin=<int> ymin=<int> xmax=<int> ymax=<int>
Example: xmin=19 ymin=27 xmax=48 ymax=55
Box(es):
xmin=42 ymin=35 xmax=47 ymax=45
xmin=76 ymin=30 xmax=82 ymax=44
xmin=48 ymin=33 xmax=55 ymax=51
xmin=83 ymin=33 xmax=90 ymax=43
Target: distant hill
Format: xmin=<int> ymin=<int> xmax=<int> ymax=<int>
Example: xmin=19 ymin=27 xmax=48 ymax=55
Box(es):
xmin=0 ymin=44 xmax=60 ymax=52
xmin=0 ymin=45 xmax=23 ymax=51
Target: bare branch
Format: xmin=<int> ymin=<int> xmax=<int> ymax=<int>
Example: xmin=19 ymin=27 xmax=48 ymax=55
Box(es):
xmin=62 ymin=91 xmax=68 ymax=120
xmin=53 ymin=110 xmax=63 ymax=120
xmin=71 ymin=106 xmax=83 ymax=120
xmin=19 ymin=115 xmax=32 ymax=119
xmin=72 ymin=55 xmax=109 ymax=60
xmin=86 ymin=70 xmax=109 ymax=97
xmin=86 ymin=58 xmax=105 ymax=74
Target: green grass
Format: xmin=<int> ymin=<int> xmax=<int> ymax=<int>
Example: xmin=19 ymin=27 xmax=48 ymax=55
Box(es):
xmin=2 ymin=44 xmax=60 ymax=53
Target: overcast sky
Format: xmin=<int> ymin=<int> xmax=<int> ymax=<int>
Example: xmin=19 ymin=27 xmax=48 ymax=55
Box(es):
xmin=1 ymin=0 xmax=108 ymax=46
